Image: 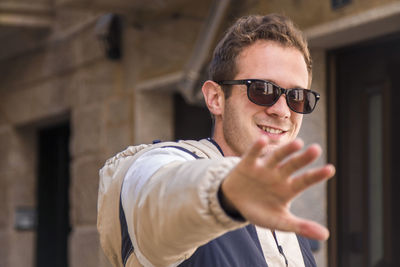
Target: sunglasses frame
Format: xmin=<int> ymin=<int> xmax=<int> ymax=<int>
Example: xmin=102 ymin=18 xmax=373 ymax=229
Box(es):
xmin=216 ymin=79 xmax=320 ymax=114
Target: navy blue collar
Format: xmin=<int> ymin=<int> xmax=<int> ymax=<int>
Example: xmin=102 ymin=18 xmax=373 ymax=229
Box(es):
xmin=206 ymin=138 xmax=224 ymax=156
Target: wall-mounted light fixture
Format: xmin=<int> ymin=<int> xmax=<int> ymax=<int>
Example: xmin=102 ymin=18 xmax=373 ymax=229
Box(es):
xmin=95 ymin=13 xmax=122 ymax=60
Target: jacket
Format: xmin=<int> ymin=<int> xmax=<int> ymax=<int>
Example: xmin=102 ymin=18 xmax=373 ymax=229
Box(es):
xmin=97 ymin=138 xmax=316 ymax=267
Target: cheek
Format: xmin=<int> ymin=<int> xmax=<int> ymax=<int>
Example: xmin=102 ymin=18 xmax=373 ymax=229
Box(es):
xmin=292 ymin=114 xmax=303 ymax=132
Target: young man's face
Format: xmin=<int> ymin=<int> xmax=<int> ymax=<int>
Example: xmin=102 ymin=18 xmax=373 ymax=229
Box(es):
xmin=218 ymin=40 xmax=309 ymax=156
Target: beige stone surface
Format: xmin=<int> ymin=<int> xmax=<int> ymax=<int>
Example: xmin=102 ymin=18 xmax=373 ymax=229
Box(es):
xmin=0 ymin=127 xmax=36 ymax=208
xmin=134 ymin=90 xmax=173 ymax=144
xmin=70 ymin=154 xmax=103 ymax=225
xmin=103 ymin=95 xmax=134 ymax=155
xmin=1 ymin=79 xmax=70 ymax=125
xmin=0 ymin=26 xmax=103 ymax=91
xmin=0 ymin=109 xmax=7 ymax=126
xmin=8 ymin=231 xmax=35 ymax=267
xmin=0 ymin=126 xmax=36 ymax=237
xmin=70 ymin=61 xmax=116 ymax=107
xmin=0 ymin=127 xmax=14 ymax=171
xmin=8 ymin=171 xmax=36 ymax=208
xmin=69 ymin=226 xmax=101 ymax=267
xmin=104 ymin=123 xmax=132 ymax=157
xmin=71 ymin=104 xmax=103 ymax=157
xmin=134 ymin=15 xmax=205 ymax=81
xmin=0 ymin=175 xmax=9 ymax=229
xmin=105 ymin=95 xmax=132 ymax=126
xmin=1 ymin=0 xmax=52 ymax=6
xmin=0 ymin=231 xmax=9 ymax=267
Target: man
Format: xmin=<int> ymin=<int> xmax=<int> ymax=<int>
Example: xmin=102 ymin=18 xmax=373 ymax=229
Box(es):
xmin=97 ymin=14 xmax=335 ymax=267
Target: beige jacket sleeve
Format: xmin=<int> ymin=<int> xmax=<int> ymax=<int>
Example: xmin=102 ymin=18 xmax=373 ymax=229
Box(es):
xmin=121 ymin=147 xmax=247 ymax=267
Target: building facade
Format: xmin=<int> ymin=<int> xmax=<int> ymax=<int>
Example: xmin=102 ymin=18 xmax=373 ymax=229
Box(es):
xmin=0 ymin=0 xmax=398 ymax=266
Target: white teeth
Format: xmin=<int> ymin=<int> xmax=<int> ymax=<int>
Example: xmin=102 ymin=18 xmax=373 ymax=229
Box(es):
xmin=261 ymin=126 xmax=283 ymax=134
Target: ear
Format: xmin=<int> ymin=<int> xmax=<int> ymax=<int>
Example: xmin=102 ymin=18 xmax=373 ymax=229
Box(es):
xmin=202 ymin=80 xmax=224 ymax=116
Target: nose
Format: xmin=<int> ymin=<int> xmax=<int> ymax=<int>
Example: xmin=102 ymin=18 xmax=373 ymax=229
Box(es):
xmin=264 ymin=95 xmax=290 ymax=118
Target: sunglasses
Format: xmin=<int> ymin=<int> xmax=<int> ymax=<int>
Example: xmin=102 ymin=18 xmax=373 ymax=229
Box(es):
xmin=217 ymin=79 xmax=320 ymax=114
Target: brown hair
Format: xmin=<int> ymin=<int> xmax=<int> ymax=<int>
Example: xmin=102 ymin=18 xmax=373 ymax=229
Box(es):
xmin=208 ymin=14 xmax=312 ymax=98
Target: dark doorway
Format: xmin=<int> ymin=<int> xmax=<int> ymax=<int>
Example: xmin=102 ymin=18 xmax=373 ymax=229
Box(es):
xmin=36 ymin=122 xmax=71 ymax=267
xmin=174 ymin=93 xmax=212 ymax=140
xmin=329 ymin=34 xmax=400 ymax=267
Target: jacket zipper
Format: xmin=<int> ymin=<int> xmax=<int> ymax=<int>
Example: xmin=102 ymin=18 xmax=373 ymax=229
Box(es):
xmin=272 ymin=231 xmax=289 ymax=267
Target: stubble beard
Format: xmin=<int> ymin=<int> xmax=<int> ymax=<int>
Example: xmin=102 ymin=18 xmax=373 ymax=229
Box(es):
xmin=222 ymin=102 xmax=252 ymax=157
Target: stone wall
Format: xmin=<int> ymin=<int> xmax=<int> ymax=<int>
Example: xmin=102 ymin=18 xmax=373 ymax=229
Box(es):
xmin=0 ymin=3 xmax=209 ymax=266
xmin=0 ymin=9 xmax=123 ymax=267
xmin=1 ymin=0 xmax=398 ymax=266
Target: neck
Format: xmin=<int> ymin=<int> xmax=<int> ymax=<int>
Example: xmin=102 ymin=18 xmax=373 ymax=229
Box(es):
xmin=211 ymin=132 xmax=239 ymax=157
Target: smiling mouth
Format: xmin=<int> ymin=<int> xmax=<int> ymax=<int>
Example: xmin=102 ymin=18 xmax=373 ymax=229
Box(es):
xmin=258 ymin=125 xmax=285 ymax=134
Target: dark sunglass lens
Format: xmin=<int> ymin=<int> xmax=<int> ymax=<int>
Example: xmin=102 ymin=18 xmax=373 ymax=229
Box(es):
xmin=287 ymin=89 xmax=316 ymax=113
xmin=248 ymin=81 xmax=279 ymax=106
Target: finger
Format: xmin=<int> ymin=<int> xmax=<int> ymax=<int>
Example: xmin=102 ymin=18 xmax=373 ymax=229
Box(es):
xmin=291 ymin=164 xmax=336 ymax=194
xmin=266 ymin=139 xmax=304 ymax=168
xmin=293 ymin=217 xmax=330 ymax=241
xmin=241 ymin=137 xmax=268 ymax=164
xmin=278 ymin=144 xmax=321 ymax=178
xmin=267 ymin=213 xmax=330 ymax=241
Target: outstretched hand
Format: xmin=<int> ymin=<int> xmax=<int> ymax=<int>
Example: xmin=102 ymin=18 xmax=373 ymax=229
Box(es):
xmin=221 ymin=137 xmax=335 ymax=240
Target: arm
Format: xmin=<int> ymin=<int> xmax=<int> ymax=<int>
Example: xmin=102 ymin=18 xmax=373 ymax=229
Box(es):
xmin=121 ymin=148 xmax=245 ymax=266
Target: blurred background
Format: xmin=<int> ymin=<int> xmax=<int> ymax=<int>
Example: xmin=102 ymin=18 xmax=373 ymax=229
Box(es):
xmin=0 ymin=0 xmax=398 ymax=266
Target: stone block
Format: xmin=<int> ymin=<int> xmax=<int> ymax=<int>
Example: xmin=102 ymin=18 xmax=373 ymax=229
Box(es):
xmin=102 ymin=95 xmax=133 ymax=156
xmin=5 ymin=129 xmax=37 ymax=208
xmin=70 ymin=155 xmax=103 ymax=225
xmin=0 ymin=126 xmax=35 ymax=179
xmin=70 ymin=61 xmax=115 ymax=107
xmin=135 ymin=16 xmax=203 ymax=81
xmin=74 ymin=25 xmax=104 ymax=66
xmin=52 ymin=9 xmax=98 ymax=32
xmin=134 ymin=91 xmax=173 ymax=144
xmin=69 ymin=226 xmax=100 ymax=267
xmin=71 ymin=104 xmax=103 ymax=156
xmin=104 ymin=123 xmax=132 ymax=158
xmin=2 ymin=78 xmax=70 ymax=125
xmin=0 ymin=127 xmax=13 ymax=171
xmin=105 ymin=95 xmax=132 ymax=126
xmin=0 ymin=231 xmax=9 ymax=267
xmin=0 ymin=175 xmax=8 ymax=229
xmin=1 ymin=88 xmax=35 ymax=125
xmin=0 ymin=20 xmax=103 ymax=89
xmin=0 ymin=111 xmax=7 ymax=127
xmin=8 ymin=231 xmax=35 ymax=267
xmin=9 ymin=170 xmax=36 ymax=208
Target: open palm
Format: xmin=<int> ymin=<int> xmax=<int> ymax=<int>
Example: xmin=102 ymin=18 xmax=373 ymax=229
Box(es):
xmin=221 ymin=137 xmax=335 ymax=240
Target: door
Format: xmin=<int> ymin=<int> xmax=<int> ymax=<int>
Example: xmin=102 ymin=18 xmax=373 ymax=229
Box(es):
xmin=36 ymin=122 xmax=71 ymax=267
xmin=329 ymin=34 xmax=400 ymax=267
